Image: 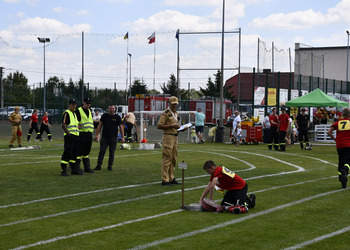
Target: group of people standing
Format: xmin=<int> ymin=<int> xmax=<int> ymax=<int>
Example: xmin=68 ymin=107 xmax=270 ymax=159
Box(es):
xmin=8 ymin=107 xmax=52 ymax=148
xmin=263 ymin=107 xmax=311 ymax=151
xmin=60 ymin=98 xmax=125 ymax=176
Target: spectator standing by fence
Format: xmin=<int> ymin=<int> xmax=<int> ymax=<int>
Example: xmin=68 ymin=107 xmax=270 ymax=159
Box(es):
xmin=192 ymin=108 xmax=206 ymax=144
xmin=263 ymin=112 xmax=270 ymax=144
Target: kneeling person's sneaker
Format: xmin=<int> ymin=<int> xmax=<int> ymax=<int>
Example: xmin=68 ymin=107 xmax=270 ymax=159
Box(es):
xmin=249 ymin=194 xmax=256 ymax=208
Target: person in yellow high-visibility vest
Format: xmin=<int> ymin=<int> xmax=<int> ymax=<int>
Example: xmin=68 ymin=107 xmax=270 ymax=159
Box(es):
xmin=60 ymin=98 xmax=83 ymax=176
xmin=76 ymin=97 xmax=94 ymax=173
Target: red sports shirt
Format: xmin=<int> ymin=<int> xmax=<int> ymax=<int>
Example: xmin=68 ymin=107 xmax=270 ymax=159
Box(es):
xmin=210 ymin=166 xmax=246 ymax=190
xmin=42 ymin=116 xmax=49 ymax=125
xmin=269 ymin=114 xmax=279 ymax=127
xmin=279 ymin=113 xmax=290 ymax=131
xmin=331 ymin=118 xmax=350 ymax=148
xmin=31 ymin=114 xmax=38 ymax=123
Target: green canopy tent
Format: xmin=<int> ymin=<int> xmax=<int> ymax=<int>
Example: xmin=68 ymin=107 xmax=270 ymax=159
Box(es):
xmin=285 ymin=88 xmax=348 ymax=107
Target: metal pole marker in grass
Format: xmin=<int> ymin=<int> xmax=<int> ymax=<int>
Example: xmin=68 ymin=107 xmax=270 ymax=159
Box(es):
xmin=178 ymin=160 xmax=187 ymax=208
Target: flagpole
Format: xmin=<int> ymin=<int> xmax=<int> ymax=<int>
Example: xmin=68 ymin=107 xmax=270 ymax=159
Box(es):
xmin=153 ymin=32 xmax=156 ymax=91
xmin=126 ymin=36 xmax=129 ymax=103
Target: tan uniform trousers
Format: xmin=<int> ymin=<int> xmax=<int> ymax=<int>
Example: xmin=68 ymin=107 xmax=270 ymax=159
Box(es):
xmin=161 ymin=134 xmax=178 ymax=182
xmin=10 ymin=125 xmax=22 ymax=146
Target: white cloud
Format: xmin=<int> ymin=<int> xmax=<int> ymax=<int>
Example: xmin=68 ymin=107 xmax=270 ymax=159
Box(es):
xmin=250 ymin=0 xmax=350 ymax=30
xmin=2 ymin=0 xmax=21 ymax=3
xmin=16 ymin=12 xmax=25 ymax=18
xmin=53 ymin=7 xmax=64 ymax=13
xmin=164 ymin=0 xmax=219 ymax=6
xmin=0 ymin=17 xmax=92 ymax=47
xmin=127 ymin=10 xmax=219 ymax=32
xmin=75 ymin=9 xmax=90 ymax=16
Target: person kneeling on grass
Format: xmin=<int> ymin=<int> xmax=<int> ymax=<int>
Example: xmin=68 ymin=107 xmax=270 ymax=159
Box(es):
xmin=199 ymin=160 xmax=256 ymax=213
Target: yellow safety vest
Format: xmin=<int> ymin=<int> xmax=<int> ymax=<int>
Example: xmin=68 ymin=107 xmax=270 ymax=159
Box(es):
xmin=78 ymin=107 xmax=94 ymax=133
xmin=64 ymin=110 xmax=79 ymax=136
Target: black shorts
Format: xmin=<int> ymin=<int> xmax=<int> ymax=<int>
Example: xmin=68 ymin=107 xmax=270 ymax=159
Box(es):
xmin=195 ymin=126 xmax=204 ymax=133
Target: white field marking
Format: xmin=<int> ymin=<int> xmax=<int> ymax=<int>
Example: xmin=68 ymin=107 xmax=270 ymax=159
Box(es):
xmin=10 ymin=188 xmax=345 ymax=250
xmin=10 ymin=210 xmax=183 ymax=250
xmin=0 ymin=149 xmax=302 ymax=209
xmin=0 ymin=176 xmax=336 ymax=228
xmin=0 ymin=151 xmax=161 ymax=166
xmin=0 ymin=186 xmax=205 ymax=228
xmin=283 ymin=225 xmax=350 ymax=250
xmin=128 ymin=189 xmax=346 ymax=250
xmin=204 ymin=149 xmax=305 ymax=172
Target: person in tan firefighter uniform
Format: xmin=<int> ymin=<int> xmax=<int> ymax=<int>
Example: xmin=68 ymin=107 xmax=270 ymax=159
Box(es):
xmin=9 ymin=106 xmax=23 ymax=148
xmin=157 ymin=96 xmax=187 ymax=186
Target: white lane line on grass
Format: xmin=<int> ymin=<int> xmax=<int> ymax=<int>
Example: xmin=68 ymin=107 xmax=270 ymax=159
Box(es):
xmin=10 ymin=210 xmax=183 ymax=250
xmin=283 ymin=225 xmax=350 ymax=250
xmin=0 ymin=152 xmax=161 ymax=166
xmin=0 ymin=186 xmax=205 ymax=228
xmin=10 ymin=188 xmax=345 ymax=250
xmin=0 ymin=176 xmax=336 ymax=228
xmin=0 ymin=150 xmax=258 ymax=209
xmin=0 ymin=150 xmax=310 ymax=209
xmin=128 ymin=188 xmax=345 ymax=250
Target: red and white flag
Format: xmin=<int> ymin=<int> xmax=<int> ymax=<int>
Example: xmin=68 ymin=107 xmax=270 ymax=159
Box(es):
xmin=147 ymin=32 xmax=155 ymax=44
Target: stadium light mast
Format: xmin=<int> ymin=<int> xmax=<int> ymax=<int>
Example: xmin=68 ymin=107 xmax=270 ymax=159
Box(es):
xmin=38 ymin=37 xmax=50 ymax=112
xmin=128 ymin=53 xmax=132 ymax=98
xmin=216 ymin=0 xmax=225 ymax=142
xmin=346 ymin=30 xmax=349 ymax=93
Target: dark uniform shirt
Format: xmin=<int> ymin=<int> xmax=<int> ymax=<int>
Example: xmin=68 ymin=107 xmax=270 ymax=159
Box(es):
xmin=100 ymin=113 xmax=122 ymax=138
xmin=296 ymin=114 xmax=309 ymax=131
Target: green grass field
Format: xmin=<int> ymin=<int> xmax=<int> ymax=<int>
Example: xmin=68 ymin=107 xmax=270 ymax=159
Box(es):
xmin=0 ymin=137 xmax=349 ymax=250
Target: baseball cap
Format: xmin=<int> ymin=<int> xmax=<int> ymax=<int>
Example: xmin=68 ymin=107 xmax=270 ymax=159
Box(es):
xmin=169 ymin=96 xmax=178 ymax=104
xmin=14 ymin=106 xmax=20 ymax=110
xmin=281 ymin=106 xmax=286 ymax=111
xmin=301 ymin=108 xmax=306 ymax=111
xmin=69 ymin=98 xmax=77 ymax=104
xmin=84 ymin=97 xmax=91 ymax=104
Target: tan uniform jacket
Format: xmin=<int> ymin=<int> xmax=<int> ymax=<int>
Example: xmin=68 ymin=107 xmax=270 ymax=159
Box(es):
xmin=157 ymin=108 xmax=179 ymax=135
xmin=9 ymin=112 xmax=22 ymax=125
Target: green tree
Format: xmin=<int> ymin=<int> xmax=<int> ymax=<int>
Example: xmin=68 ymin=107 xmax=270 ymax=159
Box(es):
xmin=160 ymin=73 xmax=178 ymax=97
xmin=200 ymin=70 xmax=224 ymax=99
xmin=3 ymin=71 xmax=32 ymax=105
xmin=130 ymin=78 xmax=148 ymax=96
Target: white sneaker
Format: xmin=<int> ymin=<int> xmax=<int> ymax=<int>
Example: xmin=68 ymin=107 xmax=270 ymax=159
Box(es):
xmin=35 ymin=139 xmax=38 ymax=142
xmin=49 ymin=139 xmax=53 ymax=142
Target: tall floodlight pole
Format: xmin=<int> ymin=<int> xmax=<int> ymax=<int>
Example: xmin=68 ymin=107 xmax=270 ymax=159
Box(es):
xmin=38 ymin=37 xmax=50 ymax=112
xmin=346 ymin=30 xmax=349 ymax=93
xmin=217 ymin=0 xmax=225 ymax=142
xmin=128 ymin=53 xmax=132 ymax=98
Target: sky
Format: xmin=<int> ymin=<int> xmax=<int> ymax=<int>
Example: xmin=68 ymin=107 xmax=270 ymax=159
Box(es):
xmin=1 ymin=0 xmax=350 ymax=91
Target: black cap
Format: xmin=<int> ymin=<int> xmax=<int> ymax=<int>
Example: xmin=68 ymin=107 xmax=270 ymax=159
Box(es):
xmin=84 ymin=97 xmax=91 ymax=104
xmin=281 ymin=106 xmax=286 ymax=110
xmin=69 ymin=98 xmax=77 ymax=104
xmin=301 ymin=108 xmax=306 ymax=111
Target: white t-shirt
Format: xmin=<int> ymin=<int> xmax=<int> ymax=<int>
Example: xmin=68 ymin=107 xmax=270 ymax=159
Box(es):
xmin=263 ymin=116 xmax=270 ymax=129
xmin=232 ymin=128 xmax=242 ymax=137
xmin=232 ymin=115 xmax=241 ymax=130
